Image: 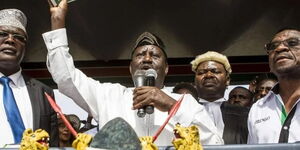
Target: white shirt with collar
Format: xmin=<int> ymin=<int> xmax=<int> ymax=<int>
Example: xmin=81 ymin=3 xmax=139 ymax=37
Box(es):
xmin=199 ymin=98 xmax=226 ymax=137
xmin=42 ymin=28 xmax=224 ymax=146
xmin=247 ymin=84 xmax=300 ymax=144
xmin=0 ymin=69 xmax=33 ymax=147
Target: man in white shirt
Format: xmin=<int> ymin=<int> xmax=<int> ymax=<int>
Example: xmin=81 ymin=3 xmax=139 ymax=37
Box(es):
xmin=42 ymin=0 xmax=223 ymax=146
xmin=191 ymin=51 xmax=249 ymax=144
xmin=0 ymin=9 xmax=58 ymax=146
xmin=248 ymin=28 xmax=300 ymax=143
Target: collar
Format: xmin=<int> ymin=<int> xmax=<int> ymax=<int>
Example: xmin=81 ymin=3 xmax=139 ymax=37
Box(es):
xmin=0 ymin=68 xmax=23 ymax=87
xmin=255 ymin=83 xmax=278 ymax=105
xmin=265 ymin=83 xmax=300 ymax=109
xmin=271 ymin=83 xmax=280 ymax=94
xmin=198 ymin=97 xmax=226 ymax=104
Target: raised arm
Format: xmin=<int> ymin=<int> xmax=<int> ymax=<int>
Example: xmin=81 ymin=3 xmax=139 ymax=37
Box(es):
xmin=43 ymin=0 xmax=101 ymax=121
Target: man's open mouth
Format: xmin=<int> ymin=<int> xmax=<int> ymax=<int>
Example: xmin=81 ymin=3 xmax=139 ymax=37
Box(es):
xmin=173 ymin=129 xmax=181 ymax=139
xmin=141 ymin=65 xmax=152 ymax=70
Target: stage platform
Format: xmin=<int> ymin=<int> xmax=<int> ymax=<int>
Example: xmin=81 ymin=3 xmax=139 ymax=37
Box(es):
xmin=2 ymin=143 xmax=300 ymax=150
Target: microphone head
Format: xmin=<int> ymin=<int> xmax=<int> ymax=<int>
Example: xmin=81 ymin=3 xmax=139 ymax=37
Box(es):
xmin=145 ymin=69 xmax=157 ymax=79
xmin=133 ymin=70 xmax=146 ymax=87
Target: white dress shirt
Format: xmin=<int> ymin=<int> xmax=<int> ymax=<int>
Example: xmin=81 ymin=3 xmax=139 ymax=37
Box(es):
xmin=198 ymin=98 xmax=226 ymax=137
xmin=42 ymin=28 xmax=224 ymax=146
xmin=248 ymin=84 xmax=300 ymax=144
xmin=0 ymin=70 xmax=33 ymax=147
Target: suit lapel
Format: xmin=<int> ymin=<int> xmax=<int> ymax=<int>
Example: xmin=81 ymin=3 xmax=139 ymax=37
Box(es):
xmin=23 ymin=74 xmax=41 ymax=130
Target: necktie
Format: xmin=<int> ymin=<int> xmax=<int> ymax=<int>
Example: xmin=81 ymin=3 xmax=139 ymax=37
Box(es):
xmin=0 ymin=76 xmax=25 ymax=143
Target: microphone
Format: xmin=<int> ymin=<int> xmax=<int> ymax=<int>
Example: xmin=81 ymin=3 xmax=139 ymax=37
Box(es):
xmin=145 ymin=69 xmax=157 ymax=114
xmin=133 ymin=70 xmax=147 ymax=118
xmin=133 ymin=70 xmax=146 ymax=88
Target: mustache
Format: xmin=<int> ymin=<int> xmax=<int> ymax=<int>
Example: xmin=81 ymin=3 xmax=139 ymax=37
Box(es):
xmin=139 ymin=64 xmax=153 ymax=69
xmin=273 ymin=53 xmax=293 ymax=62
xmin=0 ymin=46 xmax=17 ymax=51
xmin=202 ymin=77 xmax=217 ymax=83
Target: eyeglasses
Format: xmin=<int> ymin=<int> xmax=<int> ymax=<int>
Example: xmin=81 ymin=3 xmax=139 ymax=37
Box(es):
xmin=265 ymin=38 xmax=300 ymax=52
xmin=0 ymin=31 xmax=27 ymax=43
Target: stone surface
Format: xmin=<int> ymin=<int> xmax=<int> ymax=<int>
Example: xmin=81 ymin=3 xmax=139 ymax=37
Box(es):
xmin=90 ymin=117 xmax=141 ymax=150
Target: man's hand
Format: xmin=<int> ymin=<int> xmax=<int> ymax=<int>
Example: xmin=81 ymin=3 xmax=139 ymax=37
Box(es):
xmin=132 ymin=86 xmax=176 ymax=112
xmin=47 ymin=0 xmax=68 ymax=30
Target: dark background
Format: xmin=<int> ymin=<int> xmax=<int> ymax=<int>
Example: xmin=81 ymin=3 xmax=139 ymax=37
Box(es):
xmin=1 ymin=0 xmax=300 ymax=87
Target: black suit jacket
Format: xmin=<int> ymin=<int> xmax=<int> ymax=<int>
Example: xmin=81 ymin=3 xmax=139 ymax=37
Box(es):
xmin=23 ymin=74 xmax=59 ymax=146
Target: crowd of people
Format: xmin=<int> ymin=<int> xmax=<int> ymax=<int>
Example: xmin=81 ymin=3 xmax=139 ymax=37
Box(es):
xmin=0 ymin=0 xmax=300 ymax=147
